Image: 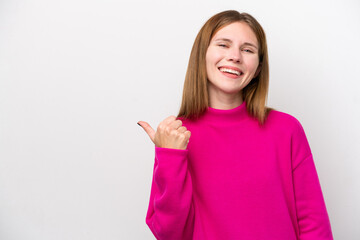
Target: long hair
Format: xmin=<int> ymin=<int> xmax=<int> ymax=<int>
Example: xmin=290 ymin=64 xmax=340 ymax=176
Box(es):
xmin=177 ymin=10 xmax=274 ymax=125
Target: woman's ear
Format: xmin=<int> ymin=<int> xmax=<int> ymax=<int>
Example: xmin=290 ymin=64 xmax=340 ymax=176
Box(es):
xmin=254 ymin=63 xmax=262 ymax=78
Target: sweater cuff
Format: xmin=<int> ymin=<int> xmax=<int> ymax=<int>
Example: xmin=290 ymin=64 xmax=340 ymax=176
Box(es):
xmin=155 ymin=146 xmax=188 ymax=154
xmin=155 ymin=146 xmax=188 ymax=167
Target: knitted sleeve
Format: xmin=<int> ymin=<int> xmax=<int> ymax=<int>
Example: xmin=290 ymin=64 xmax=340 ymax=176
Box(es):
xmin=291 ymin=119 xmax=334 ymax=240
xmin=145 ymin=146 xmax=195 ymax=240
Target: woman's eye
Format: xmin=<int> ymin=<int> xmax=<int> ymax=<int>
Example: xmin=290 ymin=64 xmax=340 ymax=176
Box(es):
xmin=243 ymin=49 xmax=253 ymax=53
xmin=218 ymin=44 xmax=227 ymax=48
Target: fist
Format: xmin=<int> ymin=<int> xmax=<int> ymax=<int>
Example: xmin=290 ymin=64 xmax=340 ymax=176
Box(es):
xmin=138 ymin=116 xmax=191 ymax=150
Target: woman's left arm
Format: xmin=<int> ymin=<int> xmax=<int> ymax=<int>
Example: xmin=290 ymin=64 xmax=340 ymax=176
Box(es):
xmin=291 ymin=120 xmax=334 ymax=240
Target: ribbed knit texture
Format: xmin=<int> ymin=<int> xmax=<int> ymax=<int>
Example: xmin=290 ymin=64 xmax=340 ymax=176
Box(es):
xmin=146 ymin=101 xmax=333 ymax=240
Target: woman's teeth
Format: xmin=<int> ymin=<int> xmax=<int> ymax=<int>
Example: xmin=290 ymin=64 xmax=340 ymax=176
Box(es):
xmin=219 ymin=67 xmax=242 ymax=76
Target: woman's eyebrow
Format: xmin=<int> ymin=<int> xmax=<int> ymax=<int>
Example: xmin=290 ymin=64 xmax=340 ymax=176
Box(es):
xmin=214 ymin=38 xmax=232 ymax=43
xmin=214 ymin=38 xmax=258 ymax=49
xmin=243 ymin=42 xmax=258 ymax=49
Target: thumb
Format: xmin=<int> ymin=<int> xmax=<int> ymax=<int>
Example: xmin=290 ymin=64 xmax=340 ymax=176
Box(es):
xmin=137 ymin=121 xmax=156 ymax=143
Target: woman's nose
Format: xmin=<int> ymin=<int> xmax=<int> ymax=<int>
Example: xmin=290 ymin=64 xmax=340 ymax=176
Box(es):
xmin=227 ymin=49 xmax=242 ymax=63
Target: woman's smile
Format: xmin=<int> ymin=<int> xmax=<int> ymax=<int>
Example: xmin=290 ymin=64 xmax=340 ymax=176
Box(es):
xmin=218 ymin=66 xmax=244 ymax=78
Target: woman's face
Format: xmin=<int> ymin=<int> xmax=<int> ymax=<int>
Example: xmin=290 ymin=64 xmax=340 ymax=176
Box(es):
xmin=205 ymin=21 xmax=260 ymax=96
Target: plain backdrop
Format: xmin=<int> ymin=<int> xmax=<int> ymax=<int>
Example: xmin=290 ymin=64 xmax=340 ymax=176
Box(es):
xmin=0 ymin=0 xmax=359 ymax=239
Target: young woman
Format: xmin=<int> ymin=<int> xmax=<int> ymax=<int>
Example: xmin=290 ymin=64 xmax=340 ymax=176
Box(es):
xmin=138 ymin=10 xmax=333 ymax=240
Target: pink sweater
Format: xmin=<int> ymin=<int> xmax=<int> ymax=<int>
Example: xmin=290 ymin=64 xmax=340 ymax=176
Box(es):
xmin=145 ymin=101 xmax=333 ymax=240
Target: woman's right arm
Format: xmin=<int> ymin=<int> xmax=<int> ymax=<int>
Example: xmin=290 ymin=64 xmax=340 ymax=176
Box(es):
xmin=138 ymin=116 xmax=194 ymax=239
xmin=145 ymin=146 xmax=195 ymax=239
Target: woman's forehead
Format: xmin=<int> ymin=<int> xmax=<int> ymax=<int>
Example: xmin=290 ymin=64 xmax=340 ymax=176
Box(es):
xmin=212 ymin=22 xmax=258 ymax=46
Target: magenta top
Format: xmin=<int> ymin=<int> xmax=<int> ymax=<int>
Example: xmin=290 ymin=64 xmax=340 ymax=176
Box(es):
xmin=146 ymin=101 xmax=333 ymax=240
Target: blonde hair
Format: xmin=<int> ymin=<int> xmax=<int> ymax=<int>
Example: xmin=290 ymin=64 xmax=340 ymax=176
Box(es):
xmin=177 ymin=10 xmax=274 ymax=125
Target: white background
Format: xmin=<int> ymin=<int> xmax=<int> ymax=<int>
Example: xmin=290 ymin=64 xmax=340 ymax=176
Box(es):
xmin=0 ymin=0 xmax=359 ymax=239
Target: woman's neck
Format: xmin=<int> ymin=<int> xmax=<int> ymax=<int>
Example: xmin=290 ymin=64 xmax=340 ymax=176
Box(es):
xmin=208 ymin=89 xmax=244 ymax=110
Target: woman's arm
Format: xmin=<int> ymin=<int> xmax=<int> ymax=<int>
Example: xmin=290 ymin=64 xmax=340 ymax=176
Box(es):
xmin=291 ymin=119 xmax=334 ymax=240
xmin=146 ymin=146 xmax=195 ymax=239
xmin=292 ymin=154 xmax=333 ymax=240
xmin=138 ymin=115 xmax=193 ymax=239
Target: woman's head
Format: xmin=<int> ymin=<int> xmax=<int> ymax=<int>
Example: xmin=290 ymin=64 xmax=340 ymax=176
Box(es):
xmin=205 ymin=21 xmax=261 ymax=104
xmin=178 ymin=10 xmax=272 ymax=125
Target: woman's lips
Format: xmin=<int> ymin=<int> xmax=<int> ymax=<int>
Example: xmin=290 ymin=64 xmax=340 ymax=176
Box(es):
xmin=218 ymin=66 xmax=243 ymax=79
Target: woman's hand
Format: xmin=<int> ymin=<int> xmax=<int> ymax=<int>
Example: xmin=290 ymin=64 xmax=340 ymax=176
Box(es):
xmin=138 ymin=116 xmax=191 ymax=150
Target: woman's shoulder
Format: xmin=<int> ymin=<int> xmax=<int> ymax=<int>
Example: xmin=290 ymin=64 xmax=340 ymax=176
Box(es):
xmin=267 ymin=108 xmax=312 ymax=157
xmin=266 ymin=108 xmax=305 ymax=133
xmin=268 ymin=108 xmax=299 ymax=123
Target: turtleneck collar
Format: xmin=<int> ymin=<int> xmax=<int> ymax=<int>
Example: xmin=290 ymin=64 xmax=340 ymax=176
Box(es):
xmin=201 ymin=100 xmax=249 ymax=124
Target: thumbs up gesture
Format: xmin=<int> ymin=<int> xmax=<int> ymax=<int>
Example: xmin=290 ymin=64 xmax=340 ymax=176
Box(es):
xmin=138 ymin=116 xmax=191 ymax=150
